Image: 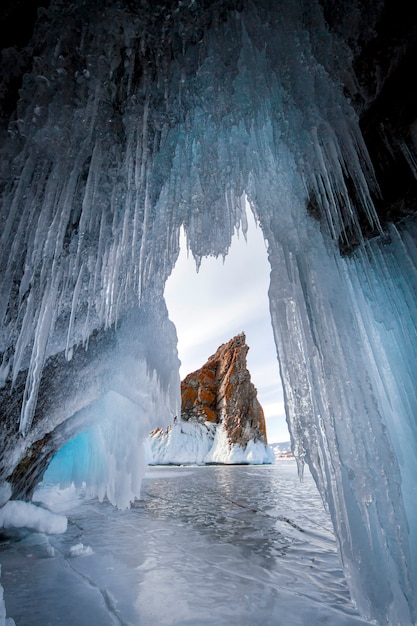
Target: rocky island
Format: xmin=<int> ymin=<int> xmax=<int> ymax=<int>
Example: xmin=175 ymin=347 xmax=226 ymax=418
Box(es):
xmin=148 ymin=333 xmax=274 ymax=465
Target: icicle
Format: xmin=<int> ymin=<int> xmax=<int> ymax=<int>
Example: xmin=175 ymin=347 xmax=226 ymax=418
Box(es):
xmin=19 ymin=280 xmax=58 ymax=436
xmin=0 ymin=357 xmax=10 ymax=389
xmin=65 ymin=264 xmax=84 ymax=361
xmin=12 ymin=291 xmax=36 ymax=387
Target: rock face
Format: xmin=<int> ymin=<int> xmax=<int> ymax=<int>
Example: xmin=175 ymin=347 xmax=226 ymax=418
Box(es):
xmin=148 ymin=333 xmax=273 ymax=466
xmin=180 ymin=333 xmax=268 ymax=447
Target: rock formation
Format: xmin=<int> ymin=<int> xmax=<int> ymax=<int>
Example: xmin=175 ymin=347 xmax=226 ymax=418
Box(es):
xmin=148 ymin=333 xmax=273 ymax=465
xmin=180 ymin=332 xmax=268 ymax=446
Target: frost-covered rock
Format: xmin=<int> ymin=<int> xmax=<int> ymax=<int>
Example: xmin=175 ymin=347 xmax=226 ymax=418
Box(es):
xmin=181 ymin=333 xmax=268 ymax=446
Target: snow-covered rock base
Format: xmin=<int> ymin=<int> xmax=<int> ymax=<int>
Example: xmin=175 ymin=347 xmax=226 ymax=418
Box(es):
xmin=147 ymin=419 xmax=274 ymax=466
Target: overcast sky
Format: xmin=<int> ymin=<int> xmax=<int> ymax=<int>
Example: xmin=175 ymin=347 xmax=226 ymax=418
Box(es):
xmin=164 ymin=210 xmax=290 ymax=443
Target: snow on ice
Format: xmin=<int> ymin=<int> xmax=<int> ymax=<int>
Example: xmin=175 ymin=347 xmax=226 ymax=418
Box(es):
xmin=0 ymin=500 xmax=67 ymax=535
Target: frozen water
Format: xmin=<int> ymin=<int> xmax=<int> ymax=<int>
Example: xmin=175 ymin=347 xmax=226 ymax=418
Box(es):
xmin=0 ymin=1 xmax=416 ymax=623
xmin=0 ymin=569 xmax=15 ymax=626
xmin=0 ymin=462 xmax=374 ymax=626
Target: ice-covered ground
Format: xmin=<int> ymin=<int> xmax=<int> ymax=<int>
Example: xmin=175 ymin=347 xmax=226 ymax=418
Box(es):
xmin=0 ymin=461 xmax=374 ymax=626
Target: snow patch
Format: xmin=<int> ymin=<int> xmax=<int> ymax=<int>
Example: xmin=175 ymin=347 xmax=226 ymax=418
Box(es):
xmin=0 ymin=500 xmax=67 ymax=535
xmin=69 ymin=543 xmax=94 ymax=557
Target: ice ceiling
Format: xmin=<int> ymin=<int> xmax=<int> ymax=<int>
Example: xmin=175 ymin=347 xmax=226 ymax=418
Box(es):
xmin=0 ymin=0 xmax=417 ymax=623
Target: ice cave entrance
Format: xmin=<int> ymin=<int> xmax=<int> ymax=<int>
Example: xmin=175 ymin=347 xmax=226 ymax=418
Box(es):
xmin=164 ymin=209 xmax=288 ymax=445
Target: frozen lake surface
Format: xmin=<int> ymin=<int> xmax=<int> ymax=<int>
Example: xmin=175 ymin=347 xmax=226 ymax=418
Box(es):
xmin=0 ymin=460 xmax=374 ymax=625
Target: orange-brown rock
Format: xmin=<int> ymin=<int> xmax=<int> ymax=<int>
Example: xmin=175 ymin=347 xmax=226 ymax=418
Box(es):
xmin=180 ymin=333 xmax=268 ymax=446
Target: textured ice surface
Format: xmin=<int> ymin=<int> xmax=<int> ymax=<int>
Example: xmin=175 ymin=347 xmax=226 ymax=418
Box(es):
xmin=1 ymin=462 xmax=374 ymax=626
xmin=0 ymin=571 xmax=15 ymax=626
xmin=0 ymin=1 xmax=416 ymax=623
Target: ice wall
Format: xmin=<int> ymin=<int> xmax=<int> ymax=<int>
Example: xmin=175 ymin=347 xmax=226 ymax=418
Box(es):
xmin=0 ymin=1 xmax=416 ymax=623
xmin=263 ymin=199 xmax=417 ymax=624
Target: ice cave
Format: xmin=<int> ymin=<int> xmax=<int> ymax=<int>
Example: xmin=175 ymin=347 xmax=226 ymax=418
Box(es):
xmin=0 ymin=0 xmax=416 ymax=624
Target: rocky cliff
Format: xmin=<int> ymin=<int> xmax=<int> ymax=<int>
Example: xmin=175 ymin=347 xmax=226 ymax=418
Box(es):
xmin=181 ymin=333 xmax=268 ymax=445
xmin=148 ymin=334 xmax=273 ymax=465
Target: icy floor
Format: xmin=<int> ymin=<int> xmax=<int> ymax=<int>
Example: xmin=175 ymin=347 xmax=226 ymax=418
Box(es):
xmin=0 ymin=460 xmax=375 ymax=626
